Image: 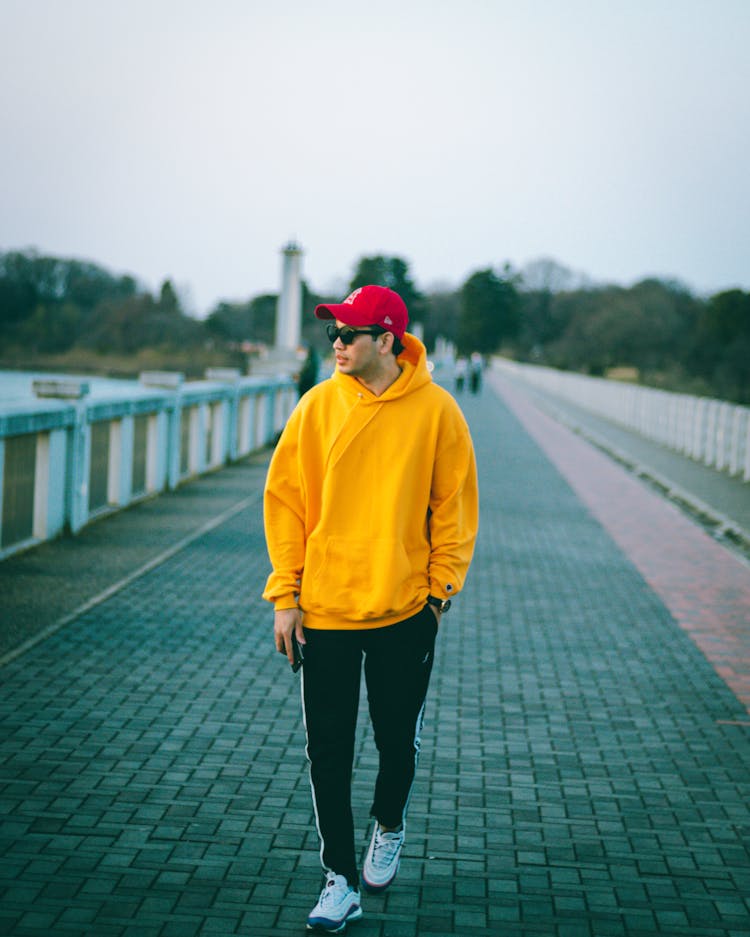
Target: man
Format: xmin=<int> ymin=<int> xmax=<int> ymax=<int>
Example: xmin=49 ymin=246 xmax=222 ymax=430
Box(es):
xmin=263 ymin=285 xmax=478 ymax=933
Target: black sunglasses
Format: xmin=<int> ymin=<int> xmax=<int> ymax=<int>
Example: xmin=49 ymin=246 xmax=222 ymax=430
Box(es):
xmin=326 ymin=324 xmax=383 ymax=345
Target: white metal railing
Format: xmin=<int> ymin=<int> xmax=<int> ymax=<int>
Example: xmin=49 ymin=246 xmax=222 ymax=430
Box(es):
xmin=0 ymin=371 xmax=297 ymax=560
xmin=492 ymin=358 xmax=750 ymax=483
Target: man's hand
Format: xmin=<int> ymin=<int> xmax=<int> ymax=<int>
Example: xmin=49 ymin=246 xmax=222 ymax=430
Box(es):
xmin=274 ymin=607 xmax=305 ymax=666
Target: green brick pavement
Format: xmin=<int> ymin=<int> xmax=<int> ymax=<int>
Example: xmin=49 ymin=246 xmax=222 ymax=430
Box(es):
xmin=0 ymin=383 xmax=749 ymax=935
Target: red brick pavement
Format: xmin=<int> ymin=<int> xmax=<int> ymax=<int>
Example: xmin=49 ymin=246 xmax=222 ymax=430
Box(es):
xmin=491 ymin=373 xmax=750 ymax=717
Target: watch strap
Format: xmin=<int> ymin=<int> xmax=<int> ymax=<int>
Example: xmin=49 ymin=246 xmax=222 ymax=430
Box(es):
xmin=427 ymin=594 xmax=451 ymax=613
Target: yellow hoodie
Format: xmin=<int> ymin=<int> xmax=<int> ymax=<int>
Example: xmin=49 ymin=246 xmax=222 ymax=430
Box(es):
xmin=262 ymin=333 xmax=479 ymax=629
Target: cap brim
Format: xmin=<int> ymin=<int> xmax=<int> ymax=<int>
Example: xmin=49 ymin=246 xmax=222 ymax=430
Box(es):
xmin=314 ymin=302 xmax=366 ymax=325
xmin=313 ymin=303 xmax=337 ymax=320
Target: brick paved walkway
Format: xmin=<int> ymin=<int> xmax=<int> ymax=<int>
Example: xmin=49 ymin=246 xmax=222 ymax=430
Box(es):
xmin=1 ymin=380 xmax=749 ymax=936
xmin=491 ymin=373 xmax=750 ymax=717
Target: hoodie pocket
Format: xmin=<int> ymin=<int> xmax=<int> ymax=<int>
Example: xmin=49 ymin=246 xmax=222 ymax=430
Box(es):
xmin=304 ymin=536 xmax=414 ymax=618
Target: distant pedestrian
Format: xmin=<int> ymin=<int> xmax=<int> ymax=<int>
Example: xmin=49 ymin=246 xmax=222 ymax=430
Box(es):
xmin=469 ymin=352 xmax=483 ymax=394
xmin=454 ymin=355 xmax=468 ymax=392
xmin=263 ymin=285 xmax=479 ymax=933
xmin=297 ymin=345 xmax=320 ymax=398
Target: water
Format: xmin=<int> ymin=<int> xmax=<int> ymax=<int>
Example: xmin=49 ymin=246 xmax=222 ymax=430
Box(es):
xmin=0 ymin=369 xmax=163 ymax=406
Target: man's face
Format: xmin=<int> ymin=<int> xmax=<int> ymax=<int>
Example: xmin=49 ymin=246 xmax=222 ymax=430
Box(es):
xmin=331 ymin=319 xmax=383 ymax=380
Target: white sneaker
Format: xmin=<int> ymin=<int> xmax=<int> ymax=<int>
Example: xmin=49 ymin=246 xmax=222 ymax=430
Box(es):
xmin=361 ymin=823 xmax=405 ymax=893
xmin=306 ymin=873 xmax=363 ymax=933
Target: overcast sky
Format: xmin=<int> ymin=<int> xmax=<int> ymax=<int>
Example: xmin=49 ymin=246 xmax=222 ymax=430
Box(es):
xmin=1 ymin=0 xmax=748 ymax=315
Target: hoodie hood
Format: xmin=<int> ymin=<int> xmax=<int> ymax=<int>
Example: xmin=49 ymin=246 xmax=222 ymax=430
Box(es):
xmin=331 ymin=332 xmax=432 ymax=402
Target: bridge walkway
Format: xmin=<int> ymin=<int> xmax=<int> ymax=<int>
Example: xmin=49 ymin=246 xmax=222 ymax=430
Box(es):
xmin=0 ymin=376 xmax=748 ymax=936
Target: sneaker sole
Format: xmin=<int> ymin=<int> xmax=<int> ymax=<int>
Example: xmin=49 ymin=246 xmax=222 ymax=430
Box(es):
xmin=306 ymin=906 xmax=363 ymax=933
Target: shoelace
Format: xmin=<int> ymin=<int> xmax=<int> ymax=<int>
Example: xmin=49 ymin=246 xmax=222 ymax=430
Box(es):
xmin=372 ymin=829 xmax=404 ymax=864
xmin=319 ymin=878 xmax=347 ymax=908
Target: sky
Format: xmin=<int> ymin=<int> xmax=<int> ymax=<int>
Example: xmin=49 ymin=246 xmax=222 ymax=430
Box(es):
xmin=1 ymin=0 xmax=749 ymax=316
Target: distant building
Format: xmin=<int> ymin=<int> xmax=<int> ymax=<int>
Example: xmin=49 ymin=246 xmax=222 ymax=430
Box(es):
xmin=274 ymin=241 xmax=303 ymax=352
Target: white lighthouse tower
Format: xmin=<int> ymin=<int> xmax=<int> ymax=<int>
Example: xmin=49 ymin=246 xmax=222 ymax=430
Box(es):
xmin=274 ymin=240 xmax=303 ymax=352
xmin=248 ymin=241 xmax=305 ymax=377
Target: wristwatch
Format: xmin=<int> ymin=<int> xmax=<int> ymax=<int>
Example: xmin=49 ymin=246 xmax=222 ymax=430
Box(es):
xmin=427 ymin=595 xmax=451 ymax=613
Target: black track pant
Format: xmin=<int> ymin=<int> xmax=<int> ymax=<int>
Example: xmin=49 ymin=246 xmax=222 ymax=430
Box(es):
xmin=300 ymin=605 xmax=438 ymax=886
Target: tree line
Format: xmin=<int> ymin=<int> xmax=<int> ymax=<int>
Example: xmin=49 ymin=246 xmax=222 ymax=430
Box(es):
xmin=1 ymin=249 xmax=748 ymax=404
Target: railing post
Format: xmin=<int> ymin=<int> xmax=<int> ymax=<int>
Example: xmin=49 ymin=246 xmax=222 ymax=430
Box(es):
xmin=165 ymin=398 xmax=180 ymax=490
xmin=704 ymin=400 xmax=719 ymax=468
xmin=692 ymin=399 xmax=707 ymax=462
xmin=237 ymin=394 xmax=251 ymax=457
xmin=265 ymin=389 xmax=276 ymax=445
xmin=68 ymin=399 xmax=90 ymax=534
xmin=0 ymin=439 xmax=5 ymax=543
xmin=227 ymin=389 xmax=239 ymax=462
xmin=116 ymin=414 xmax=135 ymax=505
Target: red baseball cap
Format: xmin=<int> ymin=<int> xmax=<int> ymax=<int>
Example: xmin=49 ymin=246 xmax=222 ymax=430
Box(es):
xmin=314 ymin=285 xmax=408 ymax=340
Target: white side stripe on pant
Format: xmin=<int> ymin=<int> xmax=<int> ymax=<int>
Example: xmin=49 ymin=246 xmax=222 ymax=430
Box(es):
xmin=300 ymin=667 xmax=332 ymax=876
